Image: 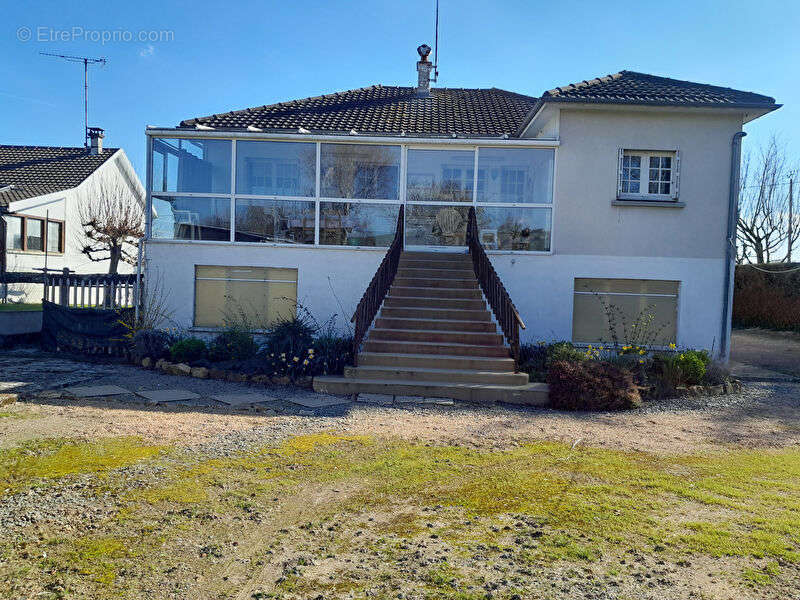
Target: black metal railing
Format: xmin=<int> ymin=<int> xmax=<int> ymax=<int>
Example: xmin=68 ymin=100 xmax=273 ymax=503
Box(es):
xmin=466 ymin=206 xmax=526 ymax=369
xmin=351 ymin=205 xmax=404 ymax=365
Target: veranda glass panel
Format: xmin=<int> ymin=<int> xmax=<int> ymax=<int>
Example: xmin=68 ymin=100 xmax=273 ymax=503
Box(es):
xmin=152 ymin=138 xmax=231 ymax=194
xmin=152 ymin=196 xmax=231 ymax=241
xmin=320 ymin=144 xmax=400 ymax=199
xmin=4 ymin=216 xmax=22 ymax=250
xmin=406 ymin=149 xmax=475 ymax=203
xmin=235 ymin=199 xmax=315 ymax=244
xmin=405 ymin=205 xmax=469 ymax=246
xmin=26 ymin=218 xmax=44 ymax=251
xmin=236 ymin=141 xmax=316 ymax=197
xmin=475 ymin=207 xmax=551 ymax=251
xmin=194 ymin=266 xmax=297 ymax=328
xmin=476 ymin=148 xmax=554 ymax=204
xmin=319 ymin=202 xmax=400 ymax=246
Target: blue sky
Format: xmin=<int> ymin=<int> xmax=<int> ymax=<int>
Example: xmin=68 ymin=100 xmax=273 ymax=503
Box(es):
xmin=1 ymin=0 xmax=798 ymax=180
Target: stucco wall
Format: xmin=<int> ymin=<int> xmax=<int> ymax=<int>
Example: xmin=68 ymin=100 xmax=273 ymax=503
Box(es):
xmin=547 ymin=108 xmax=742 ymax=259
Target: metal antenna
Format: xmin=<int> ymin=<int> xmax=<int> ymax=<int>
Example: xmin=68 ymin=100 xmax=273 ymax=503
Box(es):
xmin=432 ymin=0 xmax=440 ymax=82
xmin=40 ymin=52 xmax=107 ymax=148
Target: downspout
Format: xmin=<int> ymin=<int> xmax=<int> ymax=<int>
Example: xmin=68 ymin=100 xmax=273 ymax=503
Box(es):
xmin=720 ymin=131 xmax=746 ymax=362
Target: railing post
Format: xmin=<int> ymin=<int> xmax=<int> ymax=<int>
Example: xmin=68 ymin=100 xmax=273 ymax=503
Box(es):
xmin=59 ymin=268 xmax=69 ymax=307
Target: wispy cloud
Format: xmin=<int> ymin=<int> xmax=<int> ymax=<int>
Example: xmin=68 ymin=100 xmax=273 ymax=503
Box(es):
xmin=0 ymin=91 xmax=57 ymax=107
xmin=139 ymin=44 xmax=155 ymax=58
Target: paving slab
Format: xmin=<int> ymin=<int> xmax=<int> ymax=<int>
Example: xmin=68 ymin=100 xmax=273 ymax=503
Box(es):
xmin=423 ymin=397 xmax=455 ymax=405
xmin=395 ymin=395 xmax=426 ymax=404
xmin=211 ymin=392 xmax=278 ymax=406
xmin=288 ymin=394 xmax=352 ymax=408
xmin=65 ymin=385 xmax=131 ymax=398
xmin=136 ymin=389 xmax=201 ymax=402
xmin=357 ymin=393 xmax=394 ymax=405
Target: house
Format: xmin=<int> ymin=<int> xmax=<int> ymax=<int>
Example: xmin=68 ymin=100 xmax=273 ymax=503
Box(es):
xmin=0 ymin=130 xmax=145 ymax=303
xmin=141 ymin=47 xmax=778 ymax=400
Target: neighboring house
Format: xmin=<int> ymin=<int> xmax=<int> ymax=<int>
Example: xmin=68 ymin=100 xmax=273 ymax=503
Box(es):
xmin=142 ymin=47 xmax=779 ymax=386
xmin=0 ymin=130 xmax=145 ymax=302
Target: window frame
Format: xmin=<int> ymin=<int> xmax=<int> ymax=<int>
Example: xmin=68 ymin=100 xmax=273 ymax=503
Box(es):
xmin=616 ymin=149 xmax=680 ymax=202
xmin=4 ymin=213 xmax=64 ymax=254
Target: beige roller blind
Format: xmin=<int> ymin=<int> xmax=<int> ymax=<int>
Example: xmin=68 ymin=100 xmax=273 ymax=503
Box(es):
xmin=572 ymin=278 xmax=678 ymax=345
xmin=194 ymin=265 xmax=298 ymax=328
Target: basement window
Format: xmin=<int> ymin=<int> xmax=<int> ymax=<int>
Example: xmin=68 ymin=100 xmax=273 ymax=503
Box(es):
xmin=617 ymin=150 xmax=680 ymax=202
xmin=194 ymin=265 xmax=298 ymax=328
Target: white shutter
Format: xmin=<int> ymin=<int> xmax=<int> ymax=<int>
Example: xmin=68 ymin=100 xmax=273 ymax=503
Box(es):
xmin=671 ymin=150 xmax=681 ymax=199
xmin=617 ymin=148 xmax=624 ymax=197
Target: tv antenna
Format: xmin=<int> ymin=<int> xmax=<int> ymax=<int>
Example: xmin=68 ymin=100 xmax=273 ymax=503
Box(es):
xmin=40 ymin=52 xmax=107 ymax=148
xmin=432 ymin=0 xmax=440 ymax=82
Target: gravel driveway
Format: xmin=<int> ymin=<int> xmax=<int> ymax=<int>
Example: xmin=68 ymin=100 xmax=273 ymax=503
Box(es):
xmin=731 ymin=328 xmax=800 ymax=379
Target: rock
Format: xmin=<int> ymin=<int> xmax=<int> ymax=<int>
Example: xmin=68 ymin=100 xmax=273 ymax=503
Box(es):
xmin=158 ymin=360 xmax=172 ymax=373
xmin=0 ymin=393 xmax=17 ymax=407
xmin=251 ymin=375 xmax=271 ymax=385
xmin=675 ymin=386 xmax=689 ymax=397
xmin=689 ymin=385 xmax=704 ymax=397
xmin=295 ymin=376 xmax=314 ymax=389
xmin=226 ymin=372 xmax=248 ymax=383
xmin=722 ymin=381 xmax=732 ymax=394
xmin=209 ymin=368 xmax=226 ymax=380
xmin=141 ymin=357 xmax=153 ymax=369
xmin=155 ymin=359 xmax=168 ymax=371
xmin=297 ymin=410 xmax=315 ymax=417
xmin=190 ymin=367 xmax=209 ymax=379
xmin=708 ymin=384 xmax=724 ymax=396
xmin=37 ymin=390 xmax=63 ymax=400
xmin=274 ymin=376 xmax=291 ymax=386
xmin=168 ymin=363 xmax=192 ymax=376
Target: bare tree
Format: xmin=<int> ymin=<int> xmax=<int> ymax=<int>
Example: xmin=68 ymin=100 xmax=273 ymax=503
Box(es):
xmin=77 ymin=180 xmax=144 ymax=274
xmin=737 ymin=136 xmax=799 ymax=264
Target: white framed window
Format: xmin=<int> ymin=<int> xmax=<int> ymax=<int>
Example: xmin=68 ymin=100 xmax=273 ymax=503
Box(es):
xmin=617 ymin=149 xmax=680 ymax=201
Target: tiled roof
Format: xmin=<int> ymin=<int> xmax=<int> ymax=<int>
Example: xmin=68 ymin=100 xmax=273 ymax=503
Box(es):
xmin=0 ymin=145 xmax=118 ymax=208
xmin=542 ymin=70 xmax=778 ymax=108
xmin=179 ymin=86 xmax=539 ymax=137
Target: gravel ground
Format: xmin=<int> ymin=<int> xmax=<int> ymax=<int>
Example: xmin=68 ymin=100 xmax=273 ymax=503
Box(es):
xmin=731 ymin=327 xmax=800 ymax=378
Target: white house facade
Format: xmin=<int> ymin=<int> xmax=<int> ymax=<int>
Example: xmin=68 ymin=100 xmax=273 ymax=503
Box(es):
xmin=1 ymin=133 xmax=145 ymax=302
xmin=142 ymin=58 xmax=778 ymax=365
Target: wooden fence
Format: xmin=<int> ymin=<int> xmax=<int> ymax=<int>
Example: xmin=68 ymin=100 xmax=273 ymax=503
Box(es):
xmin=0 ymin=269 xmax=140 ymax=309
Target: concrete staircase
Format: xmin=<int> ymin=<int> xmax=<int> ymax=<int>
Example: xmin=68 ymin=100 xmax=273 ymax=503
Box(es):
xmin=314 ymin=251 xmax=548 ymax=405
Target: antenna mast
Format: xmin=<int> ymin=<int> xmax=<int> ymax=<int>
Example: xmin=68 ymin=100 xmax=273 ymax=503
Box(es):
xmin=40 ymin=52 xmax=107 ymax=148
xmin=432 ymin=0 xmax=440 ymax=82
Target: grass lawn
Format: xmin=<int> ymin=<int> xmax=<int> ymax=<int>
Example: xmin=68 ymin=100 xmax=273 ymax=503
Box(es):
xmin=0 ymin=302 xmax=42 ymax=312
xmin=1 ymin=432 xmax=799 ymax=599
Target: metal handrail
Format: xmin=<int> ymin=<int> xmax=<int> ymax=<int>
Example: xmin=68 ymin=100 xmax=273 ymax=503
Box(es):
xmin=350 ymin=205 xmax=405 ymax=366
xmin=466 ymin=206 xmax=526 ymax=369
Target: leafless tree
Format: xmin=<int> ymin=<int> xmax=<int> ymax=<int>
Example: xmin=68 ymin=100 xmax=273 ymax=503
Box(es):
xmin=77 ymin=180 xmax=144 ymax=273
xmin=737 ymin=136 xmax=799 ymax=264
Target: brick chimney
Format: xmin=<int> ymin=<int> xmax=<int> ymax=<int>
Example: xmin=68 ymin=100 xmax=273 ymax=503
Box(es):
xmin=416 ymin=44 xmax=433 ymax=97
xmin=88 ymin=127 xmax=105 ymax=155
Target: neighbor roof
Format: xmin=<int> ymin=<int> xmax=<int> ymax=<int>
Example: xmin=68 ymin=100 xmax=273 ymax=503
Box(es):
xmin=177 ymin=71 xmax=779 ymax=138
xmin=541 ymin=70 xmax=778 ymax=109
xmin=179 ymin=86 xmax=539 ymax=137
xmin=0 ymin=145 xmax=119 ymax=208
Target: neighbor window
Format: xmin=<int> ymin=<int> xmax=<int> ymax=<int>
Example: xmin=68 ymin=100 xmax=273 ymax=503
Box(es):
xmin=4 ymin=216 xmax=23 ymax=250
xmin=4 ymin=215 xmax=64 ymax=252
xmin=47 ymin=221 xmax=63 ymax=253
xmin=194 ymin=265 xmax=298 ymax=328
xmin=572 ymin=278 xmax=679 ymax=346
xmin=25 ymin=218 xmax=44 ymax=251
xmin=617 ymin=150 xmax=680 ymax=200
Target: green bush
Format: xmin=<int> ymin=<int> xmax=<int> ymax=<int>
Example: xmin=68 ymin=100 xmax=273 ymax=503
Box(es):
xmin=649 ymin=353 xmax=683 ymax=397
xmin=208 ymin=329 xmax=258 ymax=362
xmin=676 ymin=352 xmax=706 ymax=385
xmin=547 ymin=342 xmax=586 ymax=366
xmin=263 ymin=316 xmax=316 ymax=359
xmin=311 ymin=334 xmax=354 ymax=376
xmin=169 ymin=337 xmax=208 ymax=363
xmin=547 ymin=360 xmax=641 ymax=411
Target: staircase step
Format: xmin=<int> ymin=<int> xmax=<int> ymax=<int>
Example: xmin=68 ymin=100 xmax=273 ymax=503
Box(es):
xmin=368 ymin=328 xmax=503 ymax=346
xmin=374 ymin=317 xmax=497 ymax=333
xmin=358 ymin=352 xmax=515 ymax=372
xmin=313 ymin=376 xmax=549 ymax=406
xmin=401 ymin=251 xmax=469 ymax=261
xmin=389 ymin=286 xmax=482 ymax=299
xmin=345 ymin=365 xmax=528 ymax=385
xmin=383 ymin=296 xmax=486 ymax=310
xmin=396 ymin=267 xmax=474 ymax=279
xmin=364 ymin=339 xmax=509 ymax=357
xmin=400 ymin=259 xmax=473 ymax=270
xmin=393 ymin=277 xmax=478 ymax=289
xmin=380 ymin=307 xmax=492 ymax=321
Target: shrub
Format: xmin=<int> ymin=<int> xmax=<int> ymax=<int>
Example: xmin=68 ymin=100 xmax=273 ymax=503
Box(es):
xmin=311 ymin=334 xmax=354 ymax=376
xmin=704 ymin=362 xmax=730 ymax=386
xmin=131 ymin=329 xmax=172 ymax=361
xmin=208 ymin=329 xmax=258 ymax=362
xmin=547 ymin=360 xmax=641 ymax=411
xmin=519 ymin=343 xmax=548 ymax=381
xmin=169 ymin=337 xmax=208 ymax=364
xmin=649 ymin=353 xmax=683 ymax=397
xmin=547 ymin=341 xmax=586 ymax=367
xmin=733 ymin=264 xmax=800 ymax=332
xmin=263 ymin=316 xmax=316 ymax=359
xmin=676 ymin=352 xmax=706 ymax=385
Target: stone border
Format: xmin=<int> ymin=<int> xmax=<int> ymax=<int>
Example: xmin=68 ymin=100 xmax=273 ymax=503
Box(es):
xmin=139 ymin=357 xmax=315 ymax=390
xmin=673 ymin=379 xmax=743 ymax=397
